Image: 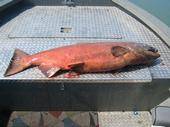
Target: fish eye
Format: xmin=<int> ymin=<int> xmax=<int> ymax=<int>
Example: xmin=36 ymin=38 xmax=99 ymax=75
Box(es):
xmin=148 ymin=47 xmax=158 ymax=53
xmin=142 ymin=44 xmax=158 ymax=53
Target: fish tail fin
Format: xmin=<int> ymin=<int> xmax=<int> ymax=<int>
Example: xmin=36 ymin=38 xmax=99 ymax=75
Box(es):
xmin=4 ymin=49 xmax=30 ymax=77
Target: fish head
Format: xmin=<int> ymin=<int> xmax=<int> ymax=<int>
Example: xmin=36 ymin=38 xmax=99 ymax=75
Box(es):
xmin=141 ymin=44 xmax=160 ymax=58
xmin=128 ymin=43 xmax=160 ymax=64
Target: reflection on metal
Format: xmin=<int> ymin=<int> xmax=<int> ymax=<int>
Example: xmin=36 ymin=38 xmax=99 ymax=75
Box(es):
xmin=0 ymin=0 xmax=21 ymax=11
xmin=0 ymin=0 xmax=13 ymax=7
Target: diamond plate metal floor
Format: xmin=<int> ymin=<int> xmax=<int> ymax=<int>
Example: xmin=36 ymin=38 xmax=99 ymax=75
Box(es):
xmin=9 ymin=6 xmax=124 ymax=39
xmin=0 ymin=5 xmax=170 ymax=81
xmin=0 ymin=3 xmax=169 ymax=127
xmin=98 ymin=111 xmax=152 ymax=127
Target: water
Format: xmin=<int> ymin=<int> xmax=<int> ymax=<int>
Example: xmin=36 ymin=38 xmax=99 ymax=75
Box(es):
xmin=129 ymin=0 xmax=170 ymax=27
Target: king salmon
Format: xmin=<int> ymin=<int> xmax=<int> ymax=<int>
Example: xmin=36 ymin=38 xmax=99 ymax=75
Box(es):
xmin=4 ymin=42 xmax=160 ymax=78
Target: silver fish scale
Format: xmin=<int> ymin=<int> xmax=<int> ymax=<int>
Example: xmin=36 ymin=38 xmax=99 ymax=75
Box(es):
xmin=0 ymin=6 xmax=170 ymax=82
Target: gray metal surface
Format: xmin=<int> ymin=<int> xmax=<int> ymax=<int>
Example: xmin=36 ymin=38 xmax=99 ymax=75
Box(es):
xmin=0 ymin=6 xmax=169 ymax=82
xmin=9 ymin=6 xmax=125 ymax=38
xmin=151 ymin=106 xmax=170 ymax=126
xmin=0 ymin=0 xmax=13 ymax=7
xmin=26 ymin=0 xmax=115 ymax=6
xmin=98 ymin=111 xmax=152 ymax=127
xmin=0 ymin=2 xmax=170 ymax=111
xmin=159 ymin=97 xmax=170 ymax=107
xmin=0 ymin=0 xmax=21 ymax=11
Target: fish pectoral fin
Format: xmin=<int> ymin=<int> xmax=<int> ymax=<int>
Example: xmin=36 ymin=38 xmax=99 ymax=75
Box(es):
xmin=39 ymin=64 xmax=61 ymax=78
xmin=111 ymin=46 xmax=130 ymax=57
xmin=68 ymin=62 xmax=84 ymax=69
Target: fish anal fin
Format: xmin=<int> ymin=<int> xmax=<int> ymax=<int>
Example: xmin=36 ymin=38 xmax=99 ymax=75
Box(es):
xmin=111 ymin=46 xmax=130 ymax=57
xmin=68 ymin=62 xmax=84 ymax=69
xmin=39 ymin=64 xmax=61 ymax=78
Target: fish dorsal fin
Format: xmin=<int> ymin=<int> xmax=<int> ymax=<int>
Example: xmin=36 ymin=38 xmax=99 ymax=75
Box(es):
xmin=111 ymin=46 xmax=129 ymax=57
xmin=39 ymin=64 xmax=61 ymax=78
xmin=68 ymin=62 xmax=84 ymax=69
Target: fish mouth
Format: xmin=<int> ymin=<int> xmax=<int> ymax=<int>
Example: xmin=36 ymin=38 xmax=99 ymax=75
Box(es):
xmin=146 ymin=50 xmax=160 ymax=59
xmin=148 ymin=47 xmax=160 ymax=58
xmin=141 ymin=44 xmax=160 ymax=58
xmin=153 ymin=52 xmax=160 ymax=58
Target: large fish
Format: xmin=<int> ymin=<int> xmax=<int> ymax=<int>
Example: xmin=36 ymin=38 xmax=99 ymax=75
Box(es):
xmin=4 ymin=42 xmax=160 ymax=78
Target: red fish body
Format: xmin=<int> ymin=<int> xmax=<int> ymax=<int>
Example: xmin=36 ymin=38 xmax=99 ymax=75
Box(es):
xmin=4 ymin=42 xmax=160 ymax=78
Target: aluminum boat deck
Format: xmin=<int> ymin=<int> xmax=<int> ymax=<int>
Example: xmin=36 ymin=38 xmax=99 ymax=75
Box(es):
xmin=0 ymin=0 xmax=170 ymax=112
xmin=0 ymin=0 xmax=170 ymax=126
xmin=0 ymin=1 xmax=169 ymax=80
